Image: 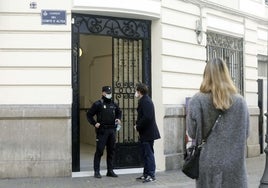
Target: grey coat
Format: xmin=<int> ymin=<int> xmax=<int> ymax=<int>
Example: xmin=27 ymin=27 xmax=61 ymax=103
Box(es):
xmin=187 ymin=92 xmax=249 ymax=188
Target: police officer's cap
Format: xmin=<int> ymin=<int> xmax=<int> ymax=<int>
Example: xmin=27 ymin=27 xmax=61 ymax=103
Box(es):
xmin=102 ymin=86 xmax=112 ymax=94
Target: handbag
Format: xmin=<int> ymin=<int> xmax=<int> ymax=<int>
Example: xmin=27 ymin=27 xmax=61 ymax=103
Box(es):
xmin=182 ymin=143 xmax=202 ymax=179
xmin=182 ymin=113 xmax=222 ymax=179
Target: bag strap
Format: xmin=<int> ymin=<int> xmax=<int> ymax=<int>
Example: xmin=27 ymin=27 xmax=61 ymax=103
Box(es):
xmin=197 ymin=112 xmax=222 ymax=146
xmin=203 ymin=112 xmax=222 ymax=142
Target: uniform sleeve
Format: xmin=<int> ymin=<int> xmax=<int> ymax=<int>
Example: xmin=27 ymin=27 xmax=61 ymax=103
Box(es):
xmin=114 ymin=103 xmax=122 ymax=120
xmin=86 ymin=101 xmax=100 ymax=126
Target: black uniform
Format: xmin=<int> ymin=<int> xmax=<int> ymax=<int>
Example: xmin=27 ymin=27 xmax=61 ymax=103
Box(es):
xmin=87 ymin=96 xmax=122 ymax=173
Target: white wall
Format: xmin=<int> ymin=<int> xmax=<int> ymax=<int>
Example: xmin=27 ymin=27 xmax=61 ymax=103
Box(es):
xmin=161 ymin=0 xmax=206 ymax=106
xmin=161 ymin=0 xmax=268 ymax=108
xmin=240 ymin=0 xmax=268 ymax=18
xmin=209 ymin=0 xmax=239 ymax=9
xmin=0 ymin=0 xmax=72 ymax=104
xmin=160 ymin=0 xmax=267 ymax=157
xmin=72 ymin=0 xmax=160 ymax=19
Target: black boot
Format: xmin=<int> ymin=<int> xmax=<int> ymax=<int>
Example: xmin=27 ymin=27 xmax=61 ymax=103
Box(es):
xmin=106 ymin=170 xmax=118 ymax=177
xmin=94 ymin=171 xmax=102 ymax=178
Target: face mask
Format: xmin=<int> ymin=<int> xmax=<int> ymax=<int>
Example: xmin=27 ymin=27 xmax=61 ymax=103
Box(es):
xmin=105 ymin=94 xmax=112 ymax=99
xmin=135 ymin=91 xmax=140 ymax=98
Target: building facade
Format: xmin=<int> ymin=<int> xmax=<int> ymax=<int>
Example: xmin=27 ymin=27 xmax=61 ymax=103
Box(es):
xmin=0 ymin=0 xmax=267 ymax=178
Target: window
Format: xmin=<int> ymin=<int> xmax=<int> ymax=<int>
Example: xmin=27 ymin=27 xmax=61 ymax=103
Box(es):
xmin=258 ymin=55 xmax=268 ymax=78
xmin=207 ymin=32 xmax=244 ymax=94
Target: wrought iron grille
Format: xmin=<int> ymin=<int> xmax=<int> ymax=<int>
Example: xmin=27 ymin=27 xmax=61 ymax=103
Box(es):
xmin=72 ymin=14 xmax=150 ymax=39
xmin=113 ymin=38 xmax=143 ymax=143
xmin=207 ymin=32 xmax=244 ymax=94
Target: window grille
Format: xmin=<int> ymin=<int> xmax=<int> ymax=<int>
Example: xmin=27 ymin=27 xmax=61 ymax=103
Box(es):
xmin=207 ymin=32 xmax=244 ymax=94
xmin=258 ymin=55 xmax=268 ymax=78
xmin=258 ymin=61 xmax=268 ymax=77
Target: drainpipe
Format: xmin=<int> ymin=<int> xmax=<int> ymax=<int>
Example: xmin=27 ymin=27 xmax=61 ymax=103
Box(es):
xmin=259 ymin=25 xmax=268 ymax=188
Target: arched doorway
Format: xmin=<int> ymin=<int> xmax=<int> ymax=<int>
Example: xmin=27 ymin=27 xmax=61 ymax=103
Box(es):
xmin=71 ymin=14 xmax=151 ymax=172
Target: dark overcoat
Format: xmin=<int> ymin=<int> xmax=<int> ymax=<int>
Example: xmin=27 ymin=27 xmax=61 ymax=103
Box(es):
xmin=136 ymin=95 xmax=160 ymax=141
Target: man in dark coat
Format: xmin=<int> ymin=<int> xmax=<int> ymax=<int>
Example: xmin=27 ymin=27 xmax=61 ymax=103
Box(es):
xmin=134 ymin=83 xmax=161 ymax=183
xmin=87 ymin=86 xmax=122 ymax=179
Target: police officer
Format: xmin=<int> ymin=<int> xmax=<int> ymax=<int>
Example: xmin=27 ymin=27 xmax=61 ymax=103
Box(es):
xmin=86 ymin=86 xmax=122 ymax=178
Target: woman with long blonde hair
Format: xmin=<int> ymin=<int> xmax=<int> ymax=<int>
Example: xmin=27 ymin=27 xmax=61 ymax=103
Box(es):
xmin=187 ymin=58 xmax=249 ymax=188
xmin=200 ymin=57 xmax=238 ymax=110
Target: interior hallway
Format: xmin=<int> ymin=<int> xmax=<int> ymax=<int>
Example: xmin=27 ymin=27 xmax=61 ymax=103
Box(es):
xmin=75 ymin=143 xmax=143 ymax=177
xmin=80 ymin=143 xmax=107 ymax=171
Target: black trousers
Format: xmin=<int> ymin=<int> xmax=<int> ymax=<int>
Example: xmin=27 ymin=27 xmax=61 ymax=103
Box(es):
xmin=140 ymin=140 xmax=156 ymax=177
xmin=94 ymin=128 xmax=116 ymax=172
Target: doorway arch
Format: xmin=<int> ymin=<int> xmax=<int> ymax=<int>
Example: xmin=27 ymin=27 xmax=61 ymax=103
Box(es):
xmin=71 ymin=13 xmax=151 ymax=172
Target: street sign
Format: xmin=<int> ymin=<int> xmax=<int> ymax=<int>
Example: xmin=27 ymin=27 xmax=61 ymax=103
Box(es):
xmin=41 ymin=10 xmax=66 ymax=25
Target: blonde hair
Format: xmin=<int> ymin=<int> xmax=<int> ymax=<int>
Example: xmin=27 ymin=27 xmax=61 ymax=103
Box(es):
xmin=200 ymin=58 xmax=237 ymax=110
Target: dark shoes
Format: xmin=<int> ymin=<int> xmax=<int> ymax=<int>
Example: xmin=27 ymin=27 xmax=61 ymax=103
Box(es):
xmin=94 ymin=170 xmax=118 ymax=178
xmin=136 ymin=174 xmax=155 ymax=183
xmin=136 ymin=175 xmax=147 ymax=180
xmin=142 ymin=175 xmax=156 ymax=183
xmin=94 ymin=171 xmax=102 ymax=178
xmin=106 ymin=170 xmax=118 ymax=177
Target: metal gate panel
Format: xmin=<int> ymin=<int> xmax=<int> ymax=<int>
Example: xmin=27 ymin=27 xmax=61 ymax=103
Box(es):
xmin=113 ymin=38 xmax=143 ymax=143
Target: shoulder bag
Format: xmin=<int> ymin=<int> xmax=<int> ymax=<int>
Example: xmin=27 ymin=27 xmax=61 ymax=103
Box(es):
xmin=182 ymin=113 xmax=222 ymax=179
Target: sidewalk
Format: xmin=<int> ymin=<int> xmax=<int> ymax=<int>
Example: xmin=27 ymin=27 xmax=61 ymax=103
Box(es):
xmin=0 ymin=154 xmax=265 ymax=188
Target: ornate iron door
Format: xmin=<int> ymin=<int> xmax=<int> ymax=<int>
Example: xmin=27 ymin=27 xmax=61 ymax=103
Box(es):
xmin=71 ymin=14 xmax=151 ymax=171
xmin=112 ymin=38 xmax=143 ymax=168
xmin=113 ymin=38 xmax=142 ymax=143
